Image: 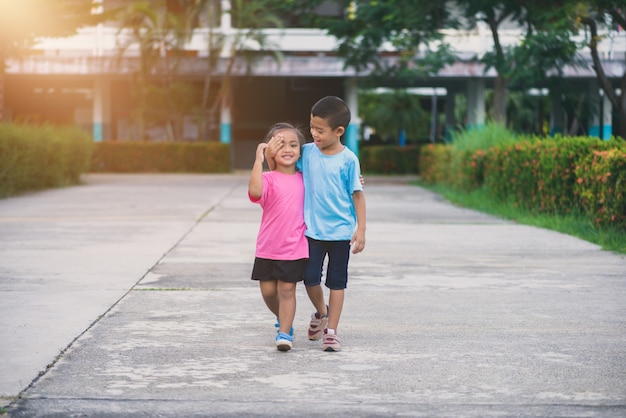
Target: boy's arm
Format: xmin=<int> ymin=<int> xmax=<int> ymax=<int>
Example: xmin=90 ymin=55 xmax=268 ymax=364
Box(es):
xmin=351 ymin=191 xmax=366 ymax=254
xmin=248 ymin=143 xmax=267 ymax=198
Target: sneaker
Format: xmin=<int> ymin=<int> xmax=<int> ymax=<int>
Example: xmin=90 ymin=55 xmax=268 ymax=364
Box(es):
xmin=308 ymin=306 xmax=328 ymax=341
xmin=275 ymin=319 xmax=294 ymax=337
xmin=275 ymin=332 xmax=293 ymax=351
xmin=322 ymin=329 xmax=341 ymax=352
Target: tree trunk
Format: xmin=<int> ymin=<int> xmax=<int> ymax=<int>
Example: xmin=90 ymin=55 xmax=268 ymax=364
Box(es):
xmin=492 ymin=75 xmax=507 ymax=125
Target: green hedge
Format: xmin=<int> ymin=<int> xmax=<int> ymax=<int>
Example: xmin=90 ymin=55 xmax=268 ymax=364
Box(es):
xmin=0 ymin=123 xmax=93 ymax=198
xmin=360 ymin=145 xmax=420 ymax=174
xmin=90 ymin=141 xmax=231 ymax=173
xmin=419 ymin=133 xmax=626 ymax=230
xmin=418 ymin=143 xmax=452 ymax=183
xmin=576 ymin=148 xmax=626 ymax=228
xmin=483 ymin=137 xmax=616 ymax=213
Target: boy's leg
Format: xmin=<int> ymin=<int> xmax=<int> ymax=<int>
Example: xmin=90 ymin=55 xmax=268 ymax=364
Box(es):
xmin=305 ymin=284 xmax=327 ymax=318
xmin=321 ymin=240 xmax=350 ymax=352
xmin=277 ymin=280 xmax=296 ymax=335
xmin=305 ymin=284 xmax=328 ymax=340
xmin=303 ymin=238 xmax=329 ymax=340
xmin=324 ymin=240 xmax=350 ymax=332
xmin=327 ymin=288 xmax=344 ymax=332
xmin=303 ymin=238 xmax=328 ymax=315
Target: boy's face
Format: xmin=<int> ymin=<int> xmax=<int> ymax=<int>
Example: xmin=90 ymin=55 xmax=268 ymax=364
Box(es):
xmin=273 ymin=129 xmax=301 ymax=168
xmin=310 ymin=115 xmax=345 ymax=152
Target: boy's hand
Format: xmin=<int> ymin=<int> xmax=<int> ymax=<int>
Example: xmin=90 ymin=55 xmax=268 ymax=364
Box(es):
xmin=350 ymin=230 xmax=365 ymax=254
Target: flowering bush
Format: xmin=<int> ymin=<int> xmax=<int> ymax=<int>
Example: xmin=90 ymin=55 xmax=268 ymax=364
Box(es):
xmin=575 ymin=148 xmax=626 ymax=229
xmin=418 ymin=143 xmax=452 ymax=184
xmin=484 ymin=137 xmax=614 ymax=213
xmin=419 ymin=129 xmax=625 ymax=231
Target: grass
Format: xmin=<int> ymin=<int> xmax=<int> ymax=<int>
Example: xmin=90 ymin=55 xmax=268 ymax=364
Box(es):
xmin=416 ymin=181 xmax=626 ymax=256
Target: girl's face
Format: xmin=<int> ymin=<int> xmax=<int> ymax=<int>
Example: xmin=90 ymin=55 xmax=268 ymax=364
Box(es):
xmin=273 ymin=129 xmax=301 ymax=169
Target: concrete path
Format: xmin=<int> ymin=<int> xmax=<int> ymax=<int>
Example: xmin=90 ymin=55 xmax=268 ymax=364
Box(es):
xmin=1 ymin=173 xmax=625 ymax=417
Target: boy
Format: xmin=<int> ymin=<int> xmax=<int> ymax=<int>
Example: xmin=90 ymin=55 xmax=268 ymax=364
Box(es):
xmin=267 ymin=96 xmax=366 ymax=351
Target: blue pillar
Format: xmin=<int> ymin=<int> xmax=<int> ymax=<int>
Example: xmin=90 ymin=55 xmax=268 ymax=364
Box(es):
xmin=602 ymin=93 xmax=612 ymax=140
xmin=466 ymin=79 xmax=485 ymax=130
xmin=220 ymin=100 xmax=231 ymax=144
xmin=93 ymin=123 xmax=103 ymax=142
xmin=399 ymin=129 xmax=406 ymax=146
xmin=345 ymin=78 xmax=359 ymax=157
xmin=220 ymin=123 xmax=231 ymax=144
xmin=92 ymin=78 xmax=110 ymax=141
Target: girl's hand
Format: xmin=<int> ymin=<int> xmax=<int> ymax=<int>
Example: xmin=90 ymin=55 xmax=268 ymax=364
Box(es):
xmin=255 ymin=143 xmax=268 ymax=163
xmin=266 ymin=135 xmax=284 ymax=158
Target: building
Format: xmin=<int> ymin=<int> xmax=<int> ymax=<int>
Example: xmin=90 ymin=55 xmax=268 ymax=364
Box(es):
xmin=4 ymin=1 xmax=626 ymax=168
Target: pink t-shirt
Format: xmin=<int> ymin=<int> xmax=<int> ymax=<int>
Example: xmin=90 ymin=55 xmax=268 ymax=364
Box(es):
xmin=249 ymin=171 xmax=308 ymax=260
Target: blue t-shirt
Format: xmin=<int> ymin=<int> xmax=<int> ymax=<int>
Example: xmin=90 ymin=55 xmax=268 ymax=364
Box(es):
xmin=297 ymin=143 xmax=363 ymax=241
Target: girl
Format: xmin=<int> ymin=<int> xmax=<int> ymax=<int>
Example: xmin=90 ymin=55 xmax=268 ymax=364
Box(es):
xmin=248 ymin=123 xmax=307 ymax=351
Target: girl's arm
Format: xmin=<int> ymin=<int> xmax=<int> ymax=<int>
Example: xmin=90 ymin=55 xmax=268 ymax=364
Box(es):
xmin=248 ymin=143 xmax=268 ymax=198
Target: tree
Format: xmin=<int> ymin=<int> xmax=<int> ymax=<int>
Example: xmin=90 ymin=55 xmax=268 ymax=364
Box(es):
xmin=359 ymin=90 xmax=429 ymax=144
xmin=279 ymin=0 xmax=458 ymax=86
xmin=506 ymin=1 xmax=583 ymax=134
xmin=116 ymin=0 xmax=283 ymax=141
xmin=577 ymin=1 xmax=626 ymax=137
xmin=198 ymin=0 xmax=283 ymax=141
xmin=116 ymin=0 xmax=195 ymax=140
xmin=458 ymin=1 xmax=525 ymax=126
xmin=0 ymin=0 xmax=102 ymax=122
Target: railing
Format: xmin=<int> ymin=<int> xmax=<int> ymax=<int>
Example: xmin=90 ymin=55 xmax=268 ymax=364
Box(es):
xmin=7 ymin=25 xmax=624 ymax=78
xmin=30 ymin=25 xmax=626 ymax=57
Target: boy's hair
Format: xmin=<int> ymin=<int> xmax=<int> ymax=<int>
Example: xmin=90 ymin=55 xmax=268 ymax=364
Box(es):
xmin=264 ymin=122 xmax=306 ymax=147
xmin=311 ymin=96 xmax=351 ymax=130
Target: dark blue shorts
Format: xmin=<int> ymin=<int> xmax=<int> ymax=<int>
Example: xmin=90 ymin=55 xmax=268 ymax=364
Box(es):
xmin=251 ymin=258 xmax=306 ymax=283
xmin=303 ymin=238 xmax=351 ymax=290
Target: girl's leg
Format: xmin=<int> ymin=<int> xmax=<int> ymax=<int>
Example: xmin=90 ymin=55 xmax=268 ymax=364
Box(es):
xmin=259 ymin=280 xmax=279 ymax=317
xmin=277 ymin=280 xmax=297 ymax=335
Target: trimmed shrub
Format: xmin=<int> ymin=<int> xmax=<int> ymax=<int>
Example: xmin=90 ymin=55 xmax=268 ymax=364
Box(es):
xmin=418 ymin=143 xmax=452 ymax=184
xmin=419 ymin=125 xmax=625 ymax=231
xmin=360 ymin=145 xmax=419 ymax=174
xmin=576 ymin=147 xmax=626 ymax=230
xmin=450 ymin=148 xmax=488 ymax=191
xmin=484 ymin=136 xmax=615 ymax=213
xmin=448 ymin=123 xmax=519 ymax=191
xmin=0 ymin=123 xmax=93 ymax=198
xmin=90 ymin=141 xmax=231 ymax=173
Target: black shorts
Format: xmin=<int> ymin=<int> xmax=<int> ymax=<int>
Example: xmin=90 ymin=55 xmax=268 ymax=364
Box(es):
xmin=251 ymin=258 xmax=306 ymax=283
xmin=303 ymin=238 xmax=351 ymax=290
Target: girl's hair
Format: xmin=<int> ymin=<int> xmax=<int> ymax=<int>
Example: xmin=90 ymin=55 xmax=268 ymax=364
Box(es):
xmin=264 ymin=122 xmax=306 ymax=146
